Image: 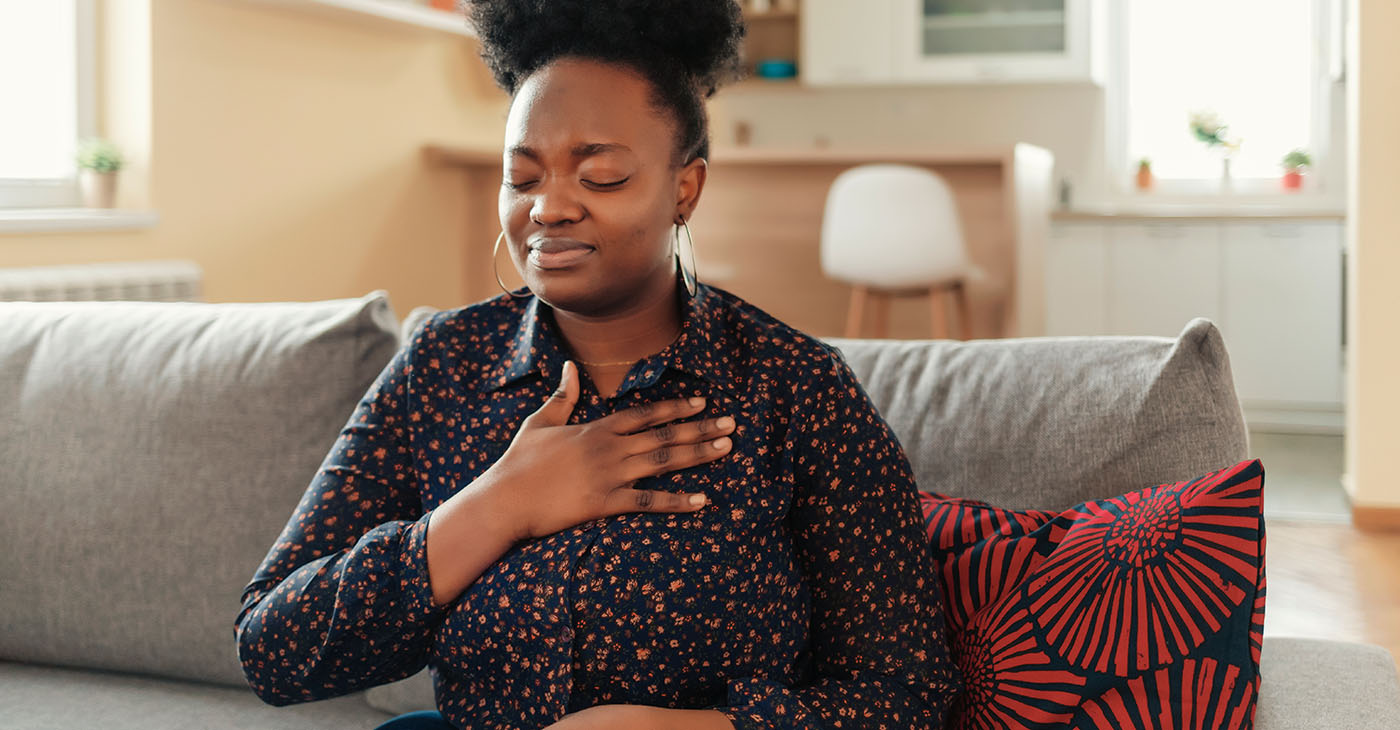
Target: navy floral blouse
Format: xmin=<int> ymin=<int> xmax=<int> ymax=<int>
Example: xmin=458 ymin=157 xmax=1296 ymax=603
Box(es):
xmin=235 ymin=280 xmax=961 ymax=729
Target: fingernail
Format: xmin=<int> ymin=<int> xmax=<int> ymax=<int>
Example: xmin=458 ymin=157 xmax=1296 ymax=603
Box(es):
xmin=713 ymin=437 xmax=730 ymax=449
xmin=717 ymin=416 xmax=734 ymax=429
xmin=689 ymin=397 xmax=705 ymax=407
xmin=689 ymin=494 xmax=706 ymax=506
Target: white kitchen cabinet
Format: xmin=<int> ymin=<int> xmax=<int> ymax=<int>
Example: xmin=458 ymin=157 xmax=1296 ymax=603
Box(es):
xmin=802 ymin=0 xmax=1106 ymax=86
xmin=1106 ymin=223 xmax=1223 ymax=338
xmin=799 ymin=0 xmax=897 ymax=84
xmin=1219 ymin=222 xmax=1344 ymax=407
xmin=895 ymin=0 xmax=1107 ymax=84
xmin=1045 ymin=223 xmax=1108 ymax=335
xmin=1046 ymin=217 xmax=1346 ymax=432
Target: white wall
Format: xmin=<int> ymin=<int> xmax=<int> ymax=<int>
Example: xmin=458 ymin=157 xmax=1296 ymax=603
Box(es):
xmin=1345 ymin=0 xmax=1400 ymax=510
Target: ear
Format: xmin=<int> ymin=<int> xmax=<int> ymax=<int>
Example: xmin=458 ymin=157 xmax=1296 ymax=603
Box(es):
xmin=674 ymin=157 xmax=708 ymax=223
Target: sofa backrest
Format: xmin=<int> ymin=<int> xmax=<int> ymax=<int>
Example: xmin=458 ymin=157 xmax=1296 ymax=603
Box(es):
xmin=0 ymin=291 xmax=400 ymax=688
xmin=825 ymin=317 xmax=1250 ymax=510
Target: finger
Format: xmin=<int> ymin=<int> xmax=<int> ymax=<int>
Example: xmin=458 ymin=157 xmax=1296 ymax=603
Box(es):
xmin=603 ymin=486 xmax=708 ymax=515
xmin=601 ymin=396 xmax=707 ymax=435
xmin=621 ymin=436 xmax=732 ymax=481
xmin=523 ymin=359 xmax=578 ymax=428
xmin=619 ymin=415 xmax=736 ymax=456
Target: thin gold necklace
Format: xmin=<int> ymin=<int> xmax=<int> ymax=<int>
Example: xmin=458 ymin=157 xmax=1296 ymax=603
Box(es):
xmin=574 ymin=325 xmax=682 ymax=367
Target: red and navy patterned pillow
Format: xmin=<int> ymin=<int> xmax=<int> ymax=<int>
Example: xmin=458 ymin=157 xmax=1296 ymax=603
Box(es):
xmin=919 ymin=459 xmax=1266 ymax=730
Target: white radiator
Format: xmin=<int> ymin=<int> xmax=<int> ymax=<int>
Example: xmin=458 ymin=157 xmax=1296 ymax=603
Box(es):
xmin=0 ymin=260 xmax=204 ymax=302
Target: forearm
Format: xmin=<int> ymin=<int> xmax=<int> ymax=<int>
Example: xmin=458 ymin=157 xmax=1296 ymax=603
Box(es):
xmin=425 ymin=469 xmax=520 ymax=608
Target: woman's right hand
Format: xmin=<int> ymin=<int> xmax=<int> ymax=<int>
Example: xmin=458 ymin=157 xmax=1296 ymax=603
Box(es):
xmin=483 ymin=359 xmax=736 ymax=541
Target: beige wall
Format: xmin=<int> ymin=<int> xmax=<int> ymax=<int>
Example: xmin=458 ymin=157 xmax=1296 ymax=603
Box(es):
xmin=0 ymin=0 xmax=511 ymax=316
xmin=1345 ymin=0 xmax=1400 ymax=510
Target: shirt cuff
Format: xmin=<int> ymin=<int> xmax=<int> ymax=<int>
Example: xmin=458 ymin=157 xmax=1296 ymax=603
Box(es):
xmin=714 ymin=676 xmax=818 ymax=730
xmin=396 ymin=510 xmax=455 ymax=623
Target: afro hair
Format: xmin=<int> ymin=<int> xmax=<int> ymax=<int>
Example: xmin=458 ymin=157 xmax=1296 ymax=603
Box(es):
xmin=464 ymin=0 xmax=747 ymax=164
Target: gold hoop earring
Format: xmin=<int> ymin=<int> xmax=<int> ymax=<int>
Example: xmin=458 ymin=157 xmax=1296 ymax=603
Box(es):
xmin=493 ymin=231 xmax=531 ymax=299
xmin=674 ymin=219 xmax=698 ymax=298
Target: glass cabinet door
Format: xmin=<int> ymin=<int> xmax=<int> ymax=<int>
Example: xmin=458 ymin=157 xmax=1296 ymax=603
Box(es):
xmin=919 ymin=0 xmax=1068 ymax=57
xmin=896 ymin=0 xmax=1102 ymax=84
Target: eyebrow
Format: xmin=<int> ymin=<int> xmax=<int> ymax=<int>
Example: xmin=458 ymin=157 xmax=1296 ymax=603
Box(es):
xmin=508 ymin=142 xmax=633 ymax=160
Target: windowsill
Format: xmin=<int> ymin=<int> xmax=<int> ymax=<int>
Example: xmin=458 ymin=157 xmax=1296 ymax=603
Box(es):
xmin=0 ymin=208 xmax=160 ymax=234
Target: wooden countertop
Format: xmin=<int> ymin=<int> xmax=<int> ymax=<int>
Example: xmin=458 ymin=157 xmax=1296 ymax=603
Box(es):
xmin=1053 ymin=204 xmax=1345 ymax=222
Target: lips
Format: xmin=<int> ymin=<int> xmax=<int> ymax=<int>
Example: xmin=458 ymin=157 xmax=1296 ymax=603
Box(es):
xmin=528 ymin=238 xmax=595 ymax=270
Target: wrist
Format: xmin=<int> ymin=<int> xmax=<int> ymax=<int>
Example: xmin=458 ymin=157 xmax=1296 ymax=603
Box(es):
xmin=470 ymin=462 xmax=528 ymax=543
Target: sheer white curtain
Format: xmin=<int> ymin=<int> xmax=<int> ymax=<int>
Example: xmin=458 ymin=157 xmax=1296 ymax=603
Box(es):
xmin=1125 ymin=0 xmax=1317 ymax=181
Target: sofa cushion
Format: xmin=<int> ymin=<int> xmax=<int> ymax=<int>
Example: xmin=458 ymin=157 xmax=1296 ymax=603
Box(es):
xmin=1254 ymin=637 xmax=1400 ymax=730
xmin=920 ymin=459 xmax=1267 ymax=729
xmin=0 ymin=292 xmax=401 ymax=689
xmin=0 ymin=661 xmax=392 ymax=729
xmin=826 ymin=317 xmax=1250 ymax=510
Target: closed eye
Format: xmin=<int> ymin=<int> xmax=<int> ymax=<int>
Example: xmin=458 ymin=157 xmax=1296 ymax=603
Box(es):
xmin=502 ymin=178 xmax=629 ymax=191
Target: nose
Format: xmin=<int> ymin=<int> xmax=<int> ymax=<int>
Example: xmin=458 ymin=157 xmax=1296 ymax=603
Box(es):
xmin=529 ymin=177 xmax=584 ymax=226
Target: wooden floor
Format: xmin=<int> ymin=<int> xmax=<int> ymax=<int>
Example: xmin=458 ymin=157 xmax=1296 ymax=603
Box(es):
xmin=1266 ymin=519 xmax=1400 ymax=663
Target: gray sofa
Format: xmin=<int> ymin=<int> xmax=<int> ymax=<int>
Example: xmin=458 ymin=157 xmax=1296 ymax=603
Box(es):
xmin=1 ymin=290 xmax=1396 ymax=729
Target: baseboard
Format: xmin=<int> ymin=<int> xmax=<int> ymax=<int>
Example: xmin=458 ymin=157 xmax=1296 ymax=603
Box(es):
xmin=1352 ymin=505 xmax=1400 ymax=532
xmin=1242 ymin=404 xmax=1345 ymax=434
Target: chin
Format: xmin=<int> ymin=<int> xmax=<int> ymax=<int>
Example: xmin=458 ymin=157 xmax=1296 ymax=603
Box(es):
xmin=527 ymin=275 xmax=602 ymax=312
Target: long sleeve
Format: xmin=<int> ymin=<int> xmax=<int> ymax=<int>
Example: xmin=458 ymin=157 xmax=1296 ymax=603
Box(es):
xmin=233 ymin=329 xmax=454 ymax=706
xmin=714 ymin=346 xmax=962 ymax=730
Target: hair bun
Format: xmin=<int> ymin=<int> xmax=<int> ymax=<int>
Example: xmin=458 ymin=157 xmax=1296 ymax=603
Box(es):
xmin=466 ymin=0 xmax=747 ymax=97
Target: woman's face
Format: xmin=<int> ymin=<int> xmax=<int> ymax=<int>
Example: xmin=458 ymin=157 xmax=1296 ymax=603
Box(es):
xmin=499 ymin=57 xmax=706 ymax=317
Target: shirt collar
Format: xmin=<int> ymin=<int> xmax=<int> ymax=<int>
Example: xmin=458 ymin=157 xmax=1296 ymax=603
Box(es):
xmin=482 ymin=279 xmax=740 ymax=399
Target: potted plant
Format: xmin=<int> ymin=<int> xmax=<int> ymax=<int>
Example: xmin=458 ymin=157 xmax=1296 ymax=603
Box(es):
xmin=1135 ymin=157 xmax=1154 ymax=191
xmin=1281 ymin=148 xmax=1312 ymax=191
xmin=75 ymin=137 xmax=124 ymax=209
xmin=1189 ymin=110 xmax=1242 ymax=187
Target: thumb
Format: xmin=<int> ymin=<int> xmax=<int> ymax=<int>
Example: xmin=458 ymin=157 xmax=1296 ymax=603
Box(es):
xmin=527 ymin=359 xmax=579 ymax=427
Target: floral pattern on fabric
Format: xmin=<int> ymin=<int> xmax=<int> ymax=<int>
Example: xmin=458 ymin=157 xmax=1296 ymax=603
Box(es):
xmin=919 ymin=459 xmax=1267 ymax=730
xmin=235 ymin=280 xmax=961 ymax=729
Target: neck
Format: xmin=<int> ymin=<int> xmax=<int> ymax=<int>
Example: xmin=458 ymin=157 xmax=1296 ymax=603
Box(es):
xmin=552 ymin=275 xmax=683 ymax=366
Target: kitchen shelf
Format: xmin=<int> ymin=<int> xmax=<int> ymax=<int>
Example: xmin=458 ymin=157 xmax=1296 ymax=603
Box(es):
xmin=244 ymin=0 xmax=475 ymax=37
xmin=743 ymin=9 xmax=800 ymax=21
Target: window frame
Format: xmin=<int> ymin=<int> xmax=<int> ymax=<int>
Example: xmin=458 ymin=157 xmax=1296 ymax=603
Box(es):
xmin=0 ymin=0 xmax=98 ymax=210
xmin=1101 ymin=0 xmax=1343 ymax=204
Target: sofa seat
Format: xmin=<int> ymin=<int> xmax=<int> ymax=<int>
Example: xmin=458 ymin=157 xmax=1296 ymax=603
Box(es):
xmin=0 ymin=661 xmax=393 ymax=729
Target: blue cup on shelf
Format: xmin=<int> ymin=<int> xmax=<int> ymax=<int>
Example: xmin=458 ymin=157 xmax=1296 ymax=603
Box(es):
xmin=755 ymin=58 xmax=797 ymax=80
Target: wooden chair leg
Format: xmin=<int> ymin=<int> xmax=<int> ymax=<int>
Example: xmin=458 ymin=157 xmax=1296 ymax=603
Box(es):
xmin=872 ymin=290 xmax=890 ymax=338
xmin=952 ymin=280 xmax=972 ymax=340
xmin=845 ymin=285 xmax=868 ymax=338
xmin=929 ymin=285 xmax=950 ymax=339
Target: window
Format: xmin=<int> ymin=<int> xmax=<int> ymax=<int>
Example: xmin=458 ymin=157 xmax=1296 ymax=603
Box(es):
xmin=1109 ymin=0 xmax=1337 ymax=195
xmin=0 ymin=0 xmax=96 ymax=209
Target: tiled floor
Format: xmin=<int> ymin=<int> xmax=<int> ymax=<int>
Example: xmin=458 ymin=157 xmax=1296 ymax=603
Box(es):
xmin=1247 ymin=430 xmax=1349 ymax=522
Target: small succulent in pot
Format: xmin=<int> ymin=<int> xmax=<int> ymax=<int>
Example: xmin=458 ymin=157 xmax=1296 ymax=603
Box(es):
xmin=75 ymin=137 xmax=124 ymax=208
xmin=1281 ymin=148 xmax=1311 ymax=191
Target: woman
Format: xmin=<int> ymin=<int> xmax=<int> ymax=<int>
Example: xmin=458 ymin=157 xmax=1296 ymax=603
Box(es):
xmin=234 ymin=1 xmax=961 ymax=728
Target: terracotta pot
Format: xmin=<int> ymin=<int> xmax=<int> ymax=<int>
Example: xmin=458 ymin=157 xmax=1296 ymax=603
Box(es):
xmin=1282 ymin=169 xmax=1305 ymax=191
xmin=1135 ymin=164 xmax=1154 ymax=191
xmin=79 ymin=169 xmax=119 ymax=208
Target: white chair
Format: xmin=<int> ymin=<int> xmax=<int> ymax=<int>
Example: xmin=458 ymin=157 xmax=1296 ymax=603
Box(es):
xmin=820 ymin=163 xmax=982 ymax=339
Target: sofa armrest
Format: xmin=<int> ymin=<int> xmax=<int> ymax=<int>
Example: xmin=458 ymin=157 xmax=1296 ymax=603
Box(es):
xmin=1257 ymin=637 xmax=1400 ymax=729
